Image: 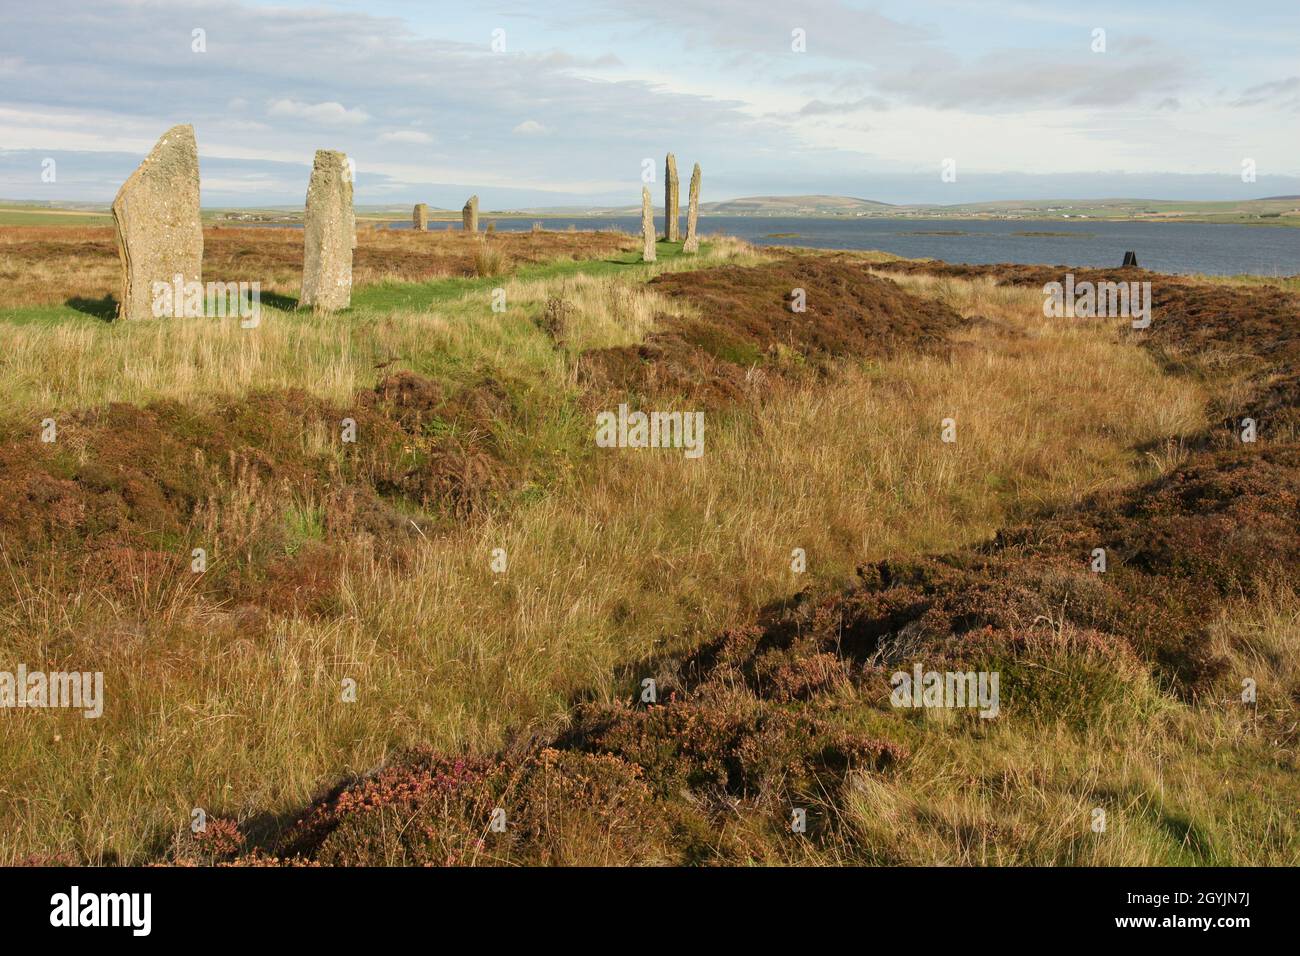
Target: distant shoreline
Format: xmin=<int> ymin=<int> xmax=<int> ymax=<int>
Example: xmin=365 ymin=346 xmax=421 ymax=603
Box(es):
xmin=1 ymin=207 xmax=1294 ymax=231
xmin=225 ymin=212 xmax=1300 ymax=230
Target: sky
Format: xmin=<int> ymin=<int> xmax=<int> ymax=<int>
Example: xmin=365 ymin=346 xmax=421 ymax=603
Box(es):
xmin=1 ymin=0 xmax=1299 ymax=208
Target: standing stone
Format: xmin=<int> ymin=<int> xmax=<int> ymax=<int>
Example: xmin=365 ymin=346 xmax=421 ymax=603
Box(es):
xmin=664 ymin=153 xmax=680 ymax=241
xmin=683 ymin=163 xmax=702 ymax=253
xmin=462 ymin=195 xmax=479 ymax=232
xmin=641 ymin=187 xmax=656 ymax=262
xmin=413 ymin=203 xmax=428 ymax=231
xmin=111 ymin=124 xmax=202 ymax=321
xmin=301 ymin=149 xmax=354 ymax=312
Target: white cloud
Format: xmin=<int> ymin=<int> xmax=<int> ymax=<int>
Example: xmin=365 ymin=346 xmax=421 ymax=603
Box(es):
xmin=266 ymin=99 xmax=369 ymax=126
xmin=221 ymin=119 xmax=271 ymax=133
xmin=2 ymin=0 xmax=1297 ymax=205
xmin=379 ymin=130 xmax=432 ymax=144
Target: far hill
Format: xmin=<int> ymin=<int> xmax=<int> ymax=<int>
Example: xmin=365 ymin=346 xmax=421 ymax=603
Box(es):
xmin=6 ymin=194 xmax=1299 ymax=227
xmin=500 ymin=194 xmax=898 ymax=217
xmin=500 ymin=194 xmax=1300 ymax=224
xmin=703 ymin=195 xmax=896 ymax=215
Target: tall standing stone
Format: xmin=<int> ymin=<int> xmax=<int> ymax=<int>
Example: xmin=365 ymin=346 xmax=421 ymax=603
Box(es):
xmin=683 ymin=163 xmax=702 ymax=254
xmin=413 ymin=203 xmax=428 ymax=230
xmin=664 ymin=153 xmax=680 ymax=241
xmin=462 ymin=195 xmax=479 ymax=232
xmin=641 ymin=187 xmax=656 ymax=262
xmin=301 ymin=149 xmax=354 ymax=312
xmin=111 ymin=124 xmax=202 ymax=321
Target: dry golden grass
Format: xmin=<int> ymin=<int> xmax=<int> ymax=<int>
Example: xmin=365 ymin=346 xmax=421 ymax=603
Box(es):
xmin=0 ymin=263 xmax=1216 ymax=864
xmin=831 ymin=590 xmax=1300 ymax=867
xmin=0 ymin=240 xmax=758 ymax=425
xmin=1208 ymin=580 xmax=1300 ymax=718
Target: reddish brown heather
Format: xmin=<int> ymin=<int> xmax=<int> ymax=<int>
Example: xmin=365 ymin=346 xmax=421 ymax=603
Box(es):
xmin=578 ymin=255 xmax=966 ymax=405
xmin=0 ymin=373 xmax=515 ymax=614
xmin=0 ymin=225 xmax=635 ymax=309
xmin=210 ymin=611 xmax=909 ymax=864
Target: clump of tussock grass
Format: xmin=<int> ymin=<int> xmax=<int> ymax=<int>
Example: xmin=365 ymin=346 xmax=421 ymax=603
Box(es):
xmin=472 ymin=242 xmax=510 ymax=278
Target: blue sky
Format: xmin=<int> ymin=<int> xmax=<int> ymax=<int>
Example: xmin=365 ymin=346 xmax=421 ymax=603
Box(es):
xmin=2 ymin=0 xmax=1298 ymax=207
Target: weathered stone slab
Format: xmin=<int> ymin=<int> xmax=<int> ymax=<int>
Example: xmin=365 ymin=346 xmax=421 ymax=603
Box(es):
xmin=300 ymin=149 xmax=354 ymax=312
xmin=413 ymin=203 xmax=428 ymax=230
xmin=641 ymin=186 xmax=656 ymax=262
xmin=463 ymin=195 xmax=479 ymax=232
xmin=664 ymin=153 xmax=679 ymax=241
xmin=683 ymin=162 xmax=702 ymax=253
xmin=111 ymin=124 xmax=203 ymax=321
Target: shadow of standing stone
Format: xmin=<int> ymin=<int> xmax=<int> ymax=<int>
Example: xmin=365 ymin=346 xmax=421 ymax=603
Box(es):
xmin=66 ymin=296 xmax=119 ymax=322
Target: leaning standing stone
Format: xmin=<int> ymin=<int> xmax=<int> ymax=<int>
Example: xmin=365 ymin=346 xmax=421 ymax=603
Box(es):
xmin=301 ymin=149 xmax=354 ymax=312
xmin=664 ymin=153 xmax=679 ymax=241
xmin=463 ymin=195 xmax=479 ymax=232
xmin=413 ymin=203 xmax=428 ymax=230
xmin=111 ymin=124 xmax=202 ymax=320
xmin=641 ymin=186 xmax=656 ymax=262
xmin=683 ymin=163 xmax=702 ymax=253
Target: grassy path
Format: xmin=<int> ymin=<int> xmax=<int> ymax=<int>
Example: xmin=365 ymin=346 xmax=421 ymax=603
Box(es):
xmin=0 ymin=241 xmax=696 ymax=327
